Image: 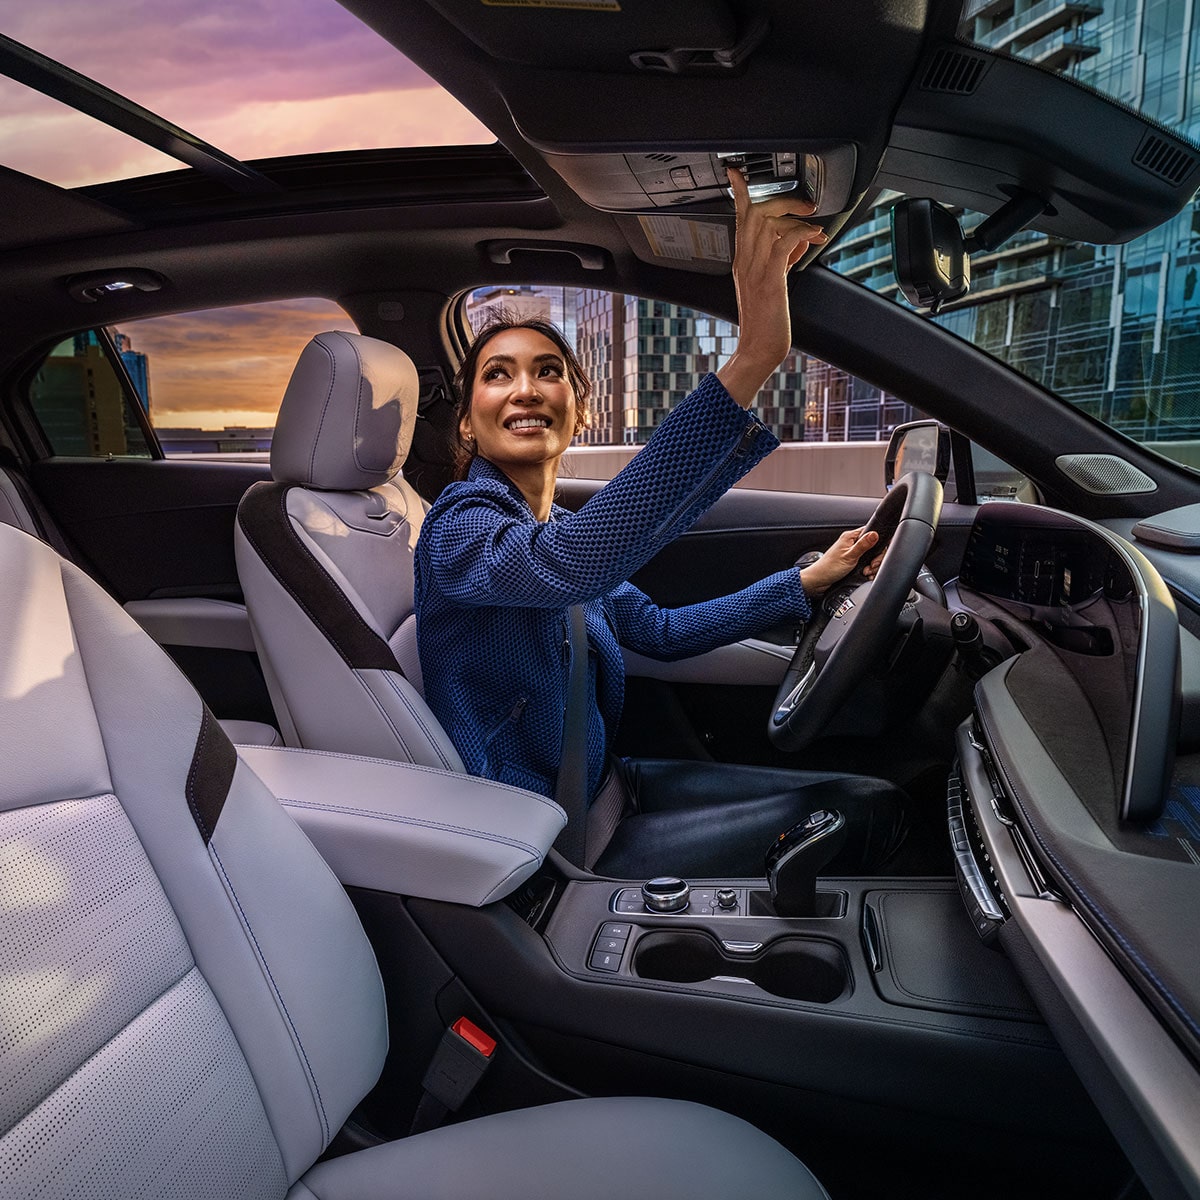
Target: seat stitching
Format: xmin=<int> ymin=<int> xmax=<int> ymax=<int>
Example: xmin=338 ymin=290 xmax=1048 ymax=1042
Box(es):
xmin=377 ymin=670 xmax=453 ymax=769
xmin=479 ymin=858 xmax=541 ymax=905
xmin=307 ymin=338 xmax=338 ymax=485
xmin=209 ymin=842 xmax=330 ymax=1144
xmin=345 ymin=332 xmax=369 ymax=476
xmin=351 ymin=669 xmax=414 ymax=760
xmin=278 ymin=796 xmax=542 ymax=857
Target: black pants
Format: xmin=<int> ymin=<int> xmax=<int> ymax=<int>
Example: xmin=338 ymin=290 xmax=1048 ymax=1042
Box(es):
xmin=591 ymin=758 xmax=909 ymax=880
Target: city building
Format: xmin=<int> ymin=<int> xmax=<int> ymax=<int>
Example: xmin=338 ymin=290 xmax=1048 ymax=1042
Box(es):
xmin=28 ymin=332 xmax=147 ymax=457
xmin=111 ymin=330 xmax=150 ymax=414
xmin=466 ymin=284 xmax=822 ymax=446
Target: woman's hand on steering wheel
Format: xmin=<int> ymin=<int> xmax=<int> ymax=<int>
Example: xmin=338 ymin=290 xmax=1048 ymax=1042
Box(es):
xmin=769 ymin=472 xmax=943 ymax=752
xmin=798 ymin=527 xmax=883 ymax=597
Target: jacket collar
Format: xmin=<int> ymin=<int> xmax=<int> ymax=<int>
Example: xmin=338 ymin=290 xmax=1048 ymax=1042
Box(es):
xmin=467 ymin=455 xmax=566 ymax=521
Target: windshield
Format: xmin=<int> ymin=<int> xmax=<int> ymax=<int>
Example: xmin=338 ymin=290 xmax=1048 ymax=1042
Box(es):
xmin=827 ymin=0 xmax=1200 ymax=474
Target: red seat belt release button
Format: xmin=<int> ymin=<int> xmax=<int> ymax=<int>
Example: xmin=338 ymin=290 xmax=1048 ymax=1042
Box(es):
xmin=420 ymin=1018 xmax=496 ymax=1112
xmin=452 ymin=1016 xmax=496 ymax=1058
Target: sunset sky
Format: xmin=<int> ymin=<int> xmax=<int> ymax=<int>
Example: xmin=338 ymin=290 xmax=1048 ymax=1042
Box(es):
xmin=0 ymin=1 xmax=494 ymax=428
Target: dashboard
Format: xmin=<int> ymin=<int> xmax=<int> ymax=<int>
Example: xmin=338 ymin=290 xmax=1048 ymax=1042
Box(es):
xmin=952 ymin=503 xmax=1200 ymax=1198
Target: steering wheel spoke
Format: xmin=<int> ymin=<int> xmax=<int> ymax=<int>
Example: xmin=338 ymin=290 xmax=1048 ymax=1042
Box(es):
xmin=767 ymin=472 xmax=943 ymax=752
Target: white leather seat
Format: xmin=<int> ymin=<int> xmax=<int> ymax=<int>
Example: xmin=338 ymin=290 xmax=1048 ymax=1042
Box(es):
xmin=235 ymin=330 xmax=462 ymax=769
xmin=0 ymin=517 xmax=830 ymax=1199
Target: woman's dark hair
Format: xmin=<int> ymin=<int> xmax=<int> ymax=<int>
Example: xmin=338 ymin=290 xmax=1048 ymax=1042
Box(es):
xmin=452 ymin=314 xmax=592 ymax=478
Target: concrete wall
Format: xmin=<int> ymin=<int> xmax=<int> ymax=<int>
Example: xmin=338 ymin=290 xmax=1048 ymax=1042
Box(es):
xmin=563 ymin=440 xmax=888 ymax=496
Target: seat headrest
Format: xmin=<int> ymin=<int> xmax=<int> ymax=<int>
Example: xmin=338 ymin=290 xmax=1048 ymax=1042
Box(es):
xmin=271 ymin=331 xmax=420 ymax=491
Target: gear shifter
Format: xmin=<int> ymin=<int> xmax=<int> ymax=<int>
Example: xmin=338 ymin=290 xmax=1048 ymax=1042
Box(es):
xmin=765 ymin=809 xmax=847 ymax=917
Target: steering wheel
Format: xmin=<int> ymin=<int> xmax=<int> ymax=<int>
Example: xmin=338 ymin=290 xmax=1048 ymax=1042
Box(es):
xmin=768 ymin=471 xmax=943 ymax=752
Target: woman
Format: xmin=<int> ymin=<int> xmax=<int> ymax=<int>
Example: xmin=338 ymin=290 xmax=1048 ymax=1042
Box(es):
xmin=415 ymin=169 xmax=907 ymax=877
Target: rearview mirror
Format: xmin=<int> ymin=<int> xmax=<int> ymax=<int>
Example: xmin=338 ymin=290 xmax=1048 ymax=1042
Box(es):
xmin=890 ymin=199 xmax=970 ymax=312
xmin=884 ymin=419 xmax=951 ymax=487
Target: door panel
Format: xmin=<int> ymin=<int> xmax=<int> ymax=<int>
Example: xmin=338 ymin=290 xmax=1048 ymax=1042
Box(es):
xmin=30 ymin=457 xmax=270 ymax=601
xmin=30 ymin=457 xmax=275 ymax=725
xmin=556 ymin=478 xmax=979 ymax=770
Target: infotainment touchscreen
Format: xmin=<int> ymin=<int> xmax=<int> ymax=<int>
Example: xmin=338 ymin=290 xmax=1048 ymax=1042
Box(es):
xmin=959 ymin=504 xmax=1176 ymax=823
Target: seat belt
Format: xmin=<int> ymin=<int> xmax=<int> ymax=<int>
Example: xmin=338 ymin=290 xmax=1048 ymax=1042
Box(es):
xmin=553 ymin=604 xmax=590 ymax=867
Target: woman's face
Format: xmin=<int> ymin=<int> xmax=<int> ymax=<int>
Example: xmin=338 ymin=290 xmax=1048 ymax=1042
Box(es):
xmin=462 ymin=327 xmax=581 ymax=471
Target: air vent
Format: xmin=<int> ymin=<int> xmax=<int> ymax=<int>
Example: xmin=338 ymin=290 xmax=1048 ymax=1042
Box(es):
xmin=920 ymin=48 xmax=987 ymax=95
xmin=1133 ymin=133 xmax=1197 ymax=186
xmin=644 ymin=153 xmax=678 ymax=164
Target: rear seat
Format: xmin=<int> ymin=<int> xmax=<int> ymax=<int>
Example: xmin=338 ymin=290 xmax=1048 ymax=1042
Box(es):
xmin=0 ymin=449 xmax=279 ymax=746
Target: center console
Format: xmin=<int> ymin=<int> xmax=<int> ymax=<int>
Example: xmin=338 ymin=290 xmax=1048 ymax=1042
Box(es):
xmin=543 ymin=872 xmax=1040 ymax=1023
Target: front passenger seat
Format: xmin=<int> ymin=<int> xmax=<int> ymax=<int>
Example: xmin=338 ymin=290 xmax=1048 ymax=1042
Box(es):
xmin=0 ymin=518 xmax=830 ymax=1199
xmin=235 ymin=330 xmax=461 ymax=769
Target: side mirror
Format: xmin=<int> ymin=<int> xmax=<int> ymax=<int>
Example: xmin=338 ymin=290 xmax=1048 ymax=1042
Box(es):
xmin=890 ymin=199 xmax=970 ymax=312
xmin=884 ymin=419 xmax=952 ymax=487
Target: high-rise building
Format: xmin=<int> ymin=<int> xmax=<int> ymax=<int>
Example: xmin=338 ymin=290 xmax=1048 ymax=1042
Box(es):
xmin=821 ymin=0 xmax=1200 ymax=449
xmin=467 ymin=284 xmax=814 ymax=445
xmin=111 ymin=330 xmax=151 ymax=414
xmin=29 ymin=333 xmax=142 ymax=456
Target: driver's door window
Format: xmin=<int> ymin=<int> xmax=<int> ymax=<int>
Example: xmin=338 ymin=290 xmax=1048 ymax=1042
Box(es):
xmin=464 ymin=284 xmax=972 ymax=499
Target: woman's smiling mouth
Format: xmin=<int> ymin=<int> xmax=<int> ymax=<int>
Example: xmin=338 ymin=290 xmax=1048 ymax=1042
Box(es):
xmin=506 ymin=415 xmax=552 ymax=430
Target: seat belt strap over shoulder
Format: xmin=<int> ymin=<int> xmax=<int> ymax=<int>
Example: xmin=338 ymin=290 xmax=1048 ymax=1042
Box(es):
xmin=553 ymin=604 xmax=590 ymax=867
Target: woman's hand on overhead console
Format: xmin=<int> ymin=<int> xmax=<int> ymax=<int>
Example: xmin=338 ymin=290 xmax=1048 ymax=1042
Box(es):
xmin=717 ymin=166 xmax=828 ymax=408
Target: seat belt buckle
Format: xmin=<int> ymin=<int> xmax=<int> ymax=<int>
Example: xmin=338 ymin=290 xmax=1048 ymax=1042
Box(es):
xmin=420 ymin=1017 xmax=496 ymax=1113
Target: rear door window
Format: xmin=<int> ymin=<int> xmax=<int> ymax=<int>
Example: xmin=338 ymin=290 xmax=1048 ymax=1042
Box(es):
xmin=30 ymin=330 xmax=152 ymax=458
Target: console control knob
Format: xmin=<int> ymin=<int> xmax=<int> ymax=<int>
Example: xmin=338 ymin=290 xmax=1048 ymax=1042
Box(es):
xmin=715 ymin=888 xmax=738 ymax=910
xmin=641 ymin=876 xmax=690 ymax=913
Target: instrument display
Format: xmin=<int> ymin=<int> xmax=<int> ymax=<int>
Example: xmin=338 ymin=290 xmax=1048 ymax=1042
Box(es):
xmin=960 ymin=519 xmax=1133 ymax=610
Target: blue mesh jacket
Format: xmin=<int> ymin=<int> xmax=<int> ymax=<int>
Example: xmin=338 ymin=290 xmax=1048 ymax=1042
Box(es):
xmin=414 ymin=373 xmax=812 ymax=804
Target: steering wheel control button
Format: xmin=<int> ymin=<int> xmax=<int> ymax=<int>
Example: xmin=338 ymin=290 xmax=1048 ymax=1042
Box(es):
xmin=716 ymin=888 xmax=738 ymax=910
xmin=641 ymin=876 xmax=690 ymax=913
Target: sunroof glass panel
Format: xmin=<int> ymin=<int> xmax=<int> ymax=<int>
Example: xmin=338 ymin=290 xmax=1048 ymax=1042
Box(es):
xmin=0 ymin=75 xmax=182 ymax=187
xmin=0 ymin=0 xmax=493 ymax=187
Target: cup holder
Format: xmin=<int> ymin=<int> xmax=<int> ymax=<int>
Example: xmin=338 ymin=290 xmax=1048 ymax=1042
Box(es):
xmin=632 ymin=930 xmax=850 ymax=1003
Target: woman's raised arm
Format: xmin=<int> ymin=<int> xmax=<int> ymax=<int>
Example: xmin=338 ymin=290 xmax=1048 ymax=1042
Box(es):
xmin=716 ymin=167 xmax=827 ymax=408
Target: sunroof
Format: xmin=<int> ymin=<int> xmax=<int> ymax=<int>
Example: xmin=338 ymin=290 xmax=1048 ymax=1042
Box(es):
xmin=0 ymin=1 xmax=494 ymax=189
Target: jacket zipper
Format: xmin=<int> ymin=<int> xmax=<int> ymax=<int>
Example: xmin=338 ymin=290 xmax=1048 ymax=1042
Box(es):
xmin=651 ymin=423 xmax=760 ymax=541
xmin=484 ymin=695 xmax=527 ymax=743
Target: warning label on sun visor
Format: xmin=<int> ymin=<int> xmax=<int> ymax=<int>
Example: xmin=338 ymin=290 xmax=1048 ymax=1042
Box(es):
xmin=638 ymin=217 xmax=731 ymax=264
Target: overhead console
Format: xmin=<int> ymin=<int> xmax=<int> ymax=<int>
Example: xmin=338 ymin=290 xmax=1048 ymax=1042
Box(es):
xmin=541 ymin=145 xmax=858 ymax=217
